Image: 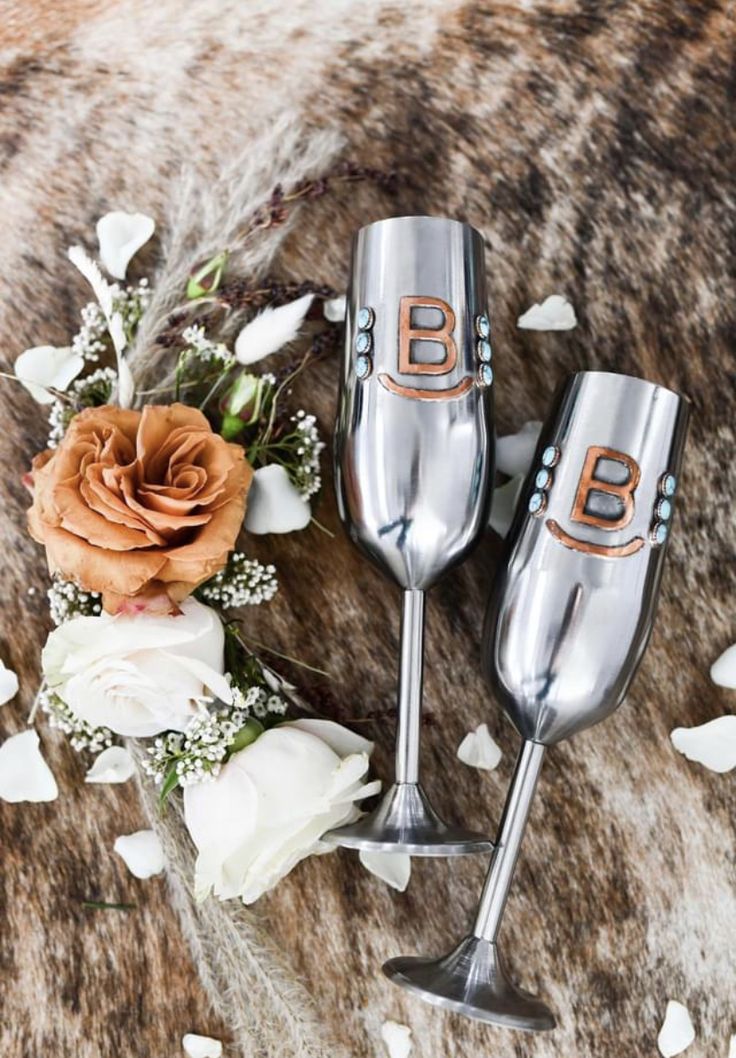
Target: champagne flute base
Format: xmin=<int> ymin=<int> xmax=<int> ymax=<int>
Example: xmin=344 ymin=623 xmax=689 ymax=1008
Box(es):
xmin=323 ymin=783 xmax=492 ymax=856
xmin=382 ymin=936 xmax=555 ymax=1032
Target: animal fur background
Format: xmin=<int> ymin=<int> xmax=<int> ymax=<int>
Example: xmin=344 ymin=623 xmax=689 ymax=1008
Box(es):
xmin=1 ymin=1 xmax=734 ymax=1056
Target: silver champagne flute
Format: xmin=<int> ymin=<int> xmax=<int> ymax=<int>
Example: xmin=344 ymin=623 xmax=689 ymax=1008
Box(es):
xmin=325 ymin=216 xmax=496 ymax=855
xmin=384 ymin=370 xmax=689 ymax=1023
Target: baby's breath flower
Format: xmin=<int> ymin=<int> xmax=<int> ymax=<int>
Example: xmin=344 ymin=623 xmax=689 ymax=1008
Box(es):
xmin=71 ymin=301 xmax=108 ymax=364
xmin=47 ymin=366 xmax=117 ymax=447
xmin=290 ymin=410 xmax=325 ymax=499
xmin=40 ymin=687 xmax=113 ymax=754
xmin=142 ymin=704 xmax=251 ymax=788
xmin=198 ymin=552 xmax=278 ymax=608
xmin=47 ymin=575 xmax=103 ymax=625
xmin=181 ymin=324 xmax=235 ymax=367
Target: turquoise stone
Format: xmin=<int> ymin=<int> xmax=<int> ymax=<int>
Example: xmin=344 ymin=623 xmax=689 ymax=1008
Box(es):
xmin=357 ymin=306 xmax=374 ymax=331
xmin=661 ymin=473 xmax=677 ymax=497
xmin=541 ymin=445 xmax=559 ymax=468
xmin=355 ymin=355 xmax=371 ymax=380
xmin=475 ymin=314 xmax=491 ymax=338
xmin=535 ymin=468 xmax=551 ymax=490
xmin=528 ymin=491 xmax=545 ymax=514
xmin=479 ymin=363 xmax=493 ymax=386
xmin=477 ymin=339 xmax=492 ymax=362
xmin=355 ymin=331 xmax=372 ymax=354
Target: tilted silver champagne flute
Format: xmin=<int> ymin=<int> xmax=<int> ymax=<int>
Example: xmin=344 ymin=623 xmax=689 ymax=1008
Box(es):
xmin=384 ymin=369 xmax=689 ymax=1024
xmin=324 ymin=215 xmax=496 ymax=855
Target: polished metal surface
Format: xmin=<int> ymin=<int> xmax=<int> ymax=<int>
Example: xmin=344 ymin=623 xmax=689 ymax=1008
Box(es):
xmin=326 ymin=216 xmax=495 ymax=854
xmin=384 ymin=370 xmax=689 ymax=1026
xmin=383 ymin=936 xmax=555 ymax=1031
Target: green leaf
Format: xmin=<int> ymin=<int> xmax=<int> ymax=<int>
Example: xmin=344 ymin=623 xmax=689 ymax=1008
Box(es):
xmin=158 ymin=762 xmax=180 ymax=807
xmin=187 ymin=251 xmax=228 ymax=299
xmin=228 ymin=718 xmax=264 ymax=756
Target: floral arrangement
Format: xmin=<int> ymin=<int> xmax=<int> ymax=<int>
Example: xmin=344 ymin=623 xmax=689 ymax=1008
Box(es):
xmin=4 ymin=198 xmax=383 ymax=904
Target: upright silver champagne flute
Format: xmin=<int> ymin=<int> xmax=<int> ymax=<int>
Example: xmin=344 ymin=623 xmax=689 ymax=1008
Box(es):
xmin=384 ymin=370 xmax=689 ymax=1024
xmin=325 ymin=216 xmax=496 ymax=855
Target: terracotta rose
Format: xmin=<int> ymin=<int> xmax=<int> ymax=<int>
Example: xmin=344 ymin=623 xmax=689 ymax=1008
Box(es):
xmin=28 ymin=403 xmax=252 ymax=612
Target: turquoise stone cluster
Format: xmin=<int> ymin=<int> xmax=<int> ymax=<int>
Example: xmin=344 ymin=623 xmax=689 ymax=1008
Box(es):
xmin=528 ymin=445 xmax=560 ymax=516
xmin=650 ymin=472 xmax=677 ymax=545
xmin=355 ymin=305 xmax=375 ymax=380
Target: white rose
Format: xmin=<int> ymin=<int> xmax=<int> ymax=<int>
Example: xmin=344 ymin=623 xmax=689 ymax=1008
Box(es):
xmin=183 ymin=718 xmax=381 ymax=904
xmin=42 ymin=598 xmax=231 ymax=738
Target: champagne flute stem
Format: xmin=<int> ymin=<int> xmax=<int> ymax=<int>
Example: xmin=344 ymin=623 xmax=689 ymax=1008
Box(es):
xmin=394 ymin=588 xmax=426 ymax=785
xmin=473 ymin=739 xmax=546 ymax=942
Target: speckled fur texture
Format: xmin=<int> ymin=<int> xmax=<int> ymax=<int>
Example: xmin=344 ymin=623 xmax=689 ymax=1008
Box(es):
xmin=1 ymin=1 xmax=735 ymax=1056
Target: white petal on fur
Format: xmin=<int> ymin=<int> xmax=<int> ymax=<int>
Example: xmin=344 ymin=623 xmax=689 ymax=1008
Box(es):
xmin=457 ymin=723 xmax=502 ymax=771
xmin=182 ymin=1033 xmax=223 ymax=1058
xmin=96 ymin=211 xmax=155 ymax=279
xmin=14 ymin=346 xmax=84 ymax=404
xmin=489 ymin=475 xmax=524 ymax=538
xmin=657 ymin=1001 xmax=695 ymax=1057
xmin=359 ymin=850 xmax=411 ymax=892
xmin=244 ymin=464 xmax=311 ymax=534
xmin=380 ymin=1020 xmax=412 ymax=1058
xmin=323 ymin=295 xmax=346 ymax=322
xmin=517 ymin=294 xmax=577 ymax=331
xmin=495 ymin=420 xmax=542 ymax=476
xmin=670 ymin=716 xmax=736 ymax=773
xmin=235 ymin=293 xmax=314 ymax=364
xmin=0 ymin=659 xmax=19 ymax=705
xmin=114 ymin=829 xmax=165 ymax=879
xmin=729 ymin=1034 xmax=736 ymax=1058
xmin=711 ymin=643 xmax=736 ymax=688
xmin=0 ymin=730 xmax=58 ymax=803
xmin=85 ymin=746 xmax=136 ymax=784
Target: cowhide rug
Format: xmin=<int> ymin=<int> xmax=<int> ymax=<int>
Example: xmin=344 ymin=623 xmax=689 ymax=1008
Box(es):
xmin=1 ymin=2 xmax=734 ymax=1056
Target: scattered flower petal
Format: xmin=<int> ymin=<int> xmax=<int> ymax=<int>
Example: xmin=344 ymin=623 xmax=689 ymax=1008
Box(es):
xmin=244 ymin=464 xmax=311 ymax=534
xmin=489 ymin=475 xmax=524 ymax=537
xmin=96 ymin=211 xmax=155 ymax=280
xmin=114 ymin=829 xmax=165 ymax=879
xmin=670 ymin=716 xmax=736 ymax=773
xmin=85 ymin=746 xmax=136 ymax=784
xmin=235 ymin=293 xmax=314 ymax=365
xmin=457 ymin=723 xmax=502 ymax=771
xmin=0 ymin=730 xmax=58 ymax=803
xmin=14 ymin=346 xmax=84 ymax=404
xmin=517 ymin=294 xmax=577 ymax=331
xmin=711 ymin=644 xmax=736 ymax=689
xmin=182 ymin=1033 xmax=223 ymax=1058
xmin=657 ymin=1000 xmax=695 ymax=1057
xmin=729 ymin=1034 xmax=736 ymax=1058
xmin=0 ymin=659 xmax=19 ymax=705
xmin=495 ymin=420 xmax=542 ymax=477
xmin=381 ymin=1020 xmax=412 ymax=1058
xmin=359 ymin=850 xmax=411 ymax=891
xmin=323 ymin=295 xmax=346 ymax=322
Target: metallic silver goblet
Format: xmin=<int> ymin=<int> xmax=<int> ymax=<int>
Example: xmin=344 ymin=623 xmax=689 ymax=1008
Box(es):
xmin=324 ymin=216 xmax=496 ymax=855
xmin=384 ymin=369 xmax=689 ymax=1024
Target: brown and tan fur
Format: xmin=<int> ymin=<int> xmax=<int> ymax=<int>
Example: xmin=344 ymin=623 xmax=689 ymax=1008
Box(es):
xmin=1 ymin=1 xmax=735 ymax=1055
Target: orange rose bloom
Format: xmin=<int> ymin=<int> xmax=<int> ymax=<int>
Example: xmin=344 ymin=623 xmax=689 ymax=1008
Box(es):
xmin=28 ymin=403 xmax=252 ymax=612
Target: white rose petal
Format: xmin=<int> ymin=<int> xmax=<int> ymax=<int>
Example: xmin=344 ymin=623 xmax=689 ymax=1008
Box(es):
xmin=42 ymin=598 xmax=231 ymax=739
xmin=711 ymin=644 xmax=736 ymax=689
xmin=184 ymin=720 xmax=379 ymax=904
xmin=235 ymin=293 xmax=314 ymax=365
xmin=96 ymin=211 xmax=155 ymax=280
xmin=114 ymin=829 xmax=165 ymax=879
xmin=85 ymin=746 xmax=136 ymax=784
xmin=670 ymin=716 xmax=736 ymax=773
xmin=457 ymin=723 xmax=502 ymax=771
xmin=489 ymin=475 xmax=524 ymax=538
xmin=14 ymin=346 xmax=84 ymax=404
xmin=729 ymin=1034 xmax=736 ymax=1058
xmin=0 ymin=659 xmax=19 ymax=705
xmin=495 ymin=420 xmax=542 ymax=477
xmin=244 ymin=464 xmax=311 ymax=534
xmin=381 ymin=1020 xmax=412 ymax=1058
xmin=657 ymin=1000 xmax=695 ymax=1057
xmin=182 ymin=1033 xmax=223 ymax=1058
xmin=359 ymin=850 xmax=411 ymax=892
xmin=323 ymin=295 xmax=346 ymax=322
xmin=517 ymin=294 xmax=577 ymax=331
xmin=0 ymin=730 xmax=58 ymax=803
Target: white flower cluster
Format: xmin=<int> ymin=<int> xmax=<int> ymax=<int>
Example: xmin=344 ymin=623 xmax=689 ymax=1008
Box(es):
xmin=39 ymin=687 xmax=113 ymax=754
xmin=290 ymin=410 xmax=325 ymax=499
xmin=198 ymin=552 xmax=278 ymax=608
xmin=233 ymin=682 xmax=288 ymax=719
xmin=47 ymin=366 xmax=117 ymax=447
xmin=71 ymin=301 xmax=108 ymax=363
xmin=181 ymin=324 xmax=235 ymax=366
xmin=47 ymin=575 xmax=103 ymax=625
xmin=143 ymin=708 xmax=251 ymax=788
xmin=114 ymin=277 xmax=152 ymax=332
